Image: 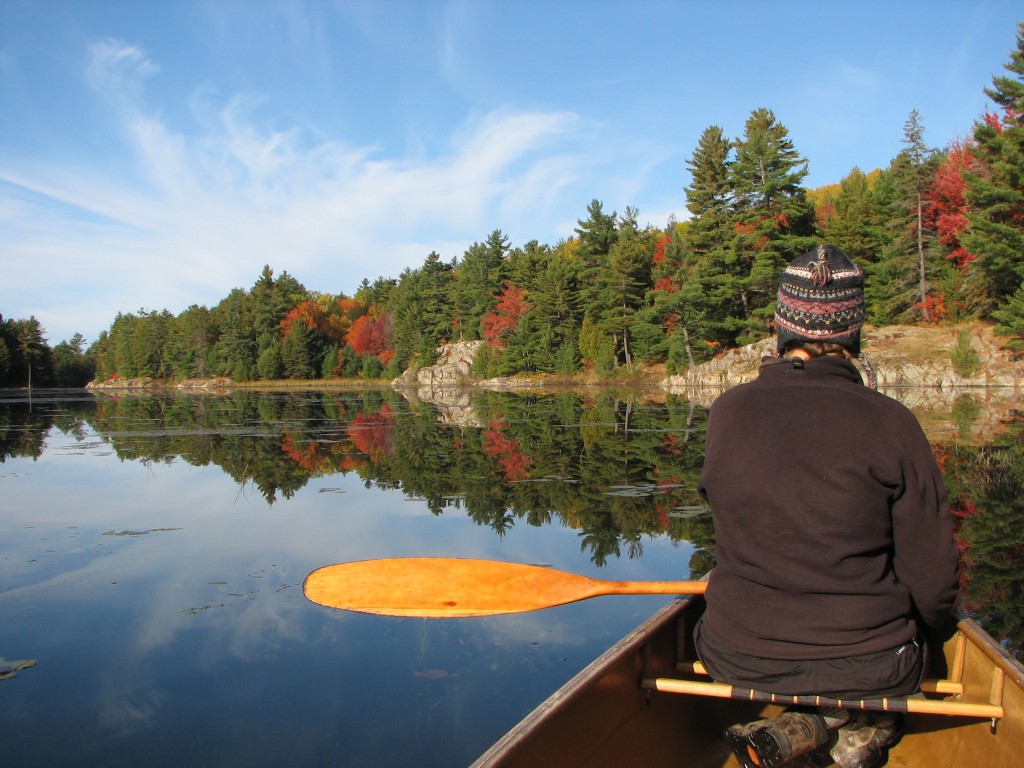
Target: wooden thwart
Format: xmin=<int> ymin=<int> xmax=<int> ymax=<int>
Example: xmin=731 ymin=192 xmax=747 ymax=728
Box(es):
xmin=675 ymin=661 xmax=965 ymax=696
xmin=641 ymin=676 xmax=1004 ymax=719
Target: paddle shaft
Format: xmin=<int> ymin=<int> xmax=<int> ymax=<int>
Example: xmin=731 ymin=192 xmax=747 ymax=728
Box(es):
xmin=303 ymin=557 xmax=706 ymax=617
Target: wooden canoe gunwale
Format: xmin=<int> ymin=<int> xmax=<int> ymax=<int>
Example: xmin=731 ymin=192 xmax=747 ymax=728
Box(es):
xmin=472 ymin=595 xmax=697 ymax=766
xmin=472 ymin=596 xmax=1024 ymax=768
xmin=956 ymin=614 xmax=1024 ymax=689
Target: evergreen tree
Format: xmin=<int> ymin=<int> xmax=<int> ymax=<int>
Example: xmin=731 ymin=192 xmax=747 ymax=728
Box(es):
xmin=677 ymin=125 xmax=749 ymax=354
xmin=684 ymin=126 xmax=734 ymax=258
xmin=499 ymin=309 xmax=543 ymax=374
xmin=166 ymin=305 xmax=214 ymax=379
xmin=596 ymin=208 xmax=654 ymax=366
xmin=388 ymin=252 xmax=456 ymax=371
xmin=418 ymin=252 xmax=456 ymax=345
xmin=251 ymin=266 xmax=308 ymax=343
xmin=0 ymin=315 xmax=54 ymax=387
xmin=506 ymin=240 xmax=551 ymax=292
xmin=871 ymin=113 xmax=944 ymax=323
xmin=638 ymin=220 xmax=719 ymax=370
xmin=634 ymin=229 xmax=677 ymax=365
xmin=574 ymin=199 xmax=618 ymax=256
xmin=0 ymin=336 xmax=11 ymax=385
xmin=257 ymin=336 xmax=285 ymax=379
xmin=574 ymin=199 xmax=618 ymax=319
xmin=211 ymin=289 xmax=256 ymax=379
xmin=250 ymin=265 xmax=279 ymax=331
xmin=728 ymin=108 xmax=816 ymax=342
xmin=281 ymin=318 xmax=315 ymax=379
xmin=52 ymin=333 xmax=95 ymax=387
xmin=389 ymin=268 xmax=427 ymax=370
xmin=817 ymin=168 xmax=885 ymax=264
xmin=355 ymin=276 xmax=398 ymax=308
xmin=992 ymin=283 xmax=1024 ymax=351
xmin=963 ymin=22 xmax=1024 ymax=314
xmin=128 ymin=309 xmax=171 ymax=378
xmin=903 ymin=110 xmax=941 ymax=319
xmin=10 ymin=316 xmax=53 ymax=387
xmin=527 ymin=245 xmax=582 ymax=372
xmin=451 ymin=231 xmax=508 ymax=340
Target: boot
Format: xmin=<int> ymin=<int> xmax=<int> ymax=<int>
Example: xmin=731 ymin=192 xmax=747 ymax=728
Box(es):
xmin=725 ymin=711 xmax=829 ymax=767
xmin=827 ymin=712 xmax=903 ymax=768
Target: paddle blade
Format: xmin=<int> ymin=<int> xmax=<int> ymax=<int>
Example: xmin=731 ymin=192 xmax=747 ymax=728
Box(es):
xmin=304 ymin=557 xmax=705 ymax=617
xmin=305 ymin=557 xmax=614 ymax=617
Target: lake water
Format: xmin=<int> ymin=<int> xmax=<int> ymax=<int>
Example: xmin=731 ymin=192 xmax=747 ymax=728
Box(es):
xmin=1 ymin=386 xmax=1021 ymax=767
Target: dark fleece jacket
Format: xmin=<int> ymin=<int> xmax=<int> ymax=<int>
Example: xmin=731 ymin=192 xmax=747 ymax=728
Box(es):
xmin=698 ymin=354 xmax=960 ymax=660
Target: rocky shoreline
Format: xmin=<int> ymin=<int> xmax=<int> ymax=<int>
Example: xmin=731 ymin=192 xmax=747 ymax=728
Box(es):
xmin=88 ymin=376 xmax=234 ymax=391
xmin=88 ymin=323 xmax=1023 ymax=404
xmin=662 ymin=324 xmax=1023 ymax=391
xmin=394 ymin=324 xmax=1023 ymax=442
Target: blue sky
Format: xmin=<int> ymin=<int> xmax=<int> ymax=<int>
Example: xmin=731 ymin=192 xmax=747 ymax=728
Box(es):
xmin=1 ymin=1 xmax=1021 ymax=345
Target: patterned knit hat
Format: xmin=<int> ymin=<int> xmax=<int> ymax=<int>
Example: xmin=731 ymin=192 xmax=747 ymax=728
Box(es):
xmin=775 ymin=243 xmax=865 ymax=355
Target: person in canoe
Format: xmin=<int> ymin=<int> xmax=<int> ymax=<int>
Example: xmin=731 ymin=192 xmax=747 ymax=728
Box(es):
xmin=694 ymin=244 xmax=961 ymax=768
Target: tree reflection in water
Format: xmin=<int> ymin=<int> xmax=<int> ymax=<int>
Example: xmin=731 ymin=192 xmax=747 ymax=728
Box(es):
xmin=1 ymin=387 xmax=1020 ymax=658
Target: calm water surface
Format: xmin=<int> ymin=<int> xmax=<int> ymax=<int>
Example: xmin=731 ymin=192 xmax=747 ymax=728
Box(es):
xmin=1 ymin=387 xmax=1021 ymax=767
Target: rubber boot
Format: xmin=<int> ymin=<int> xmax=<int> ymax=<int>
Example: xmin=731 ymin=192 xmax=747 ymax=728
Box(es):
xmin=725 ymin=711 xmax=829 ymax=767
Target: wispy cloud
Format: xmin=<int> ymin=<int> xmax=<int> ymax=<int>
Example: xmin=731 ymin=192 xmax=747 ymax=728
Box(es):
xmin=85 ymin=38 xmax=160 ymax=103
xmin=1 ymin=39 xmax=601 ymax=343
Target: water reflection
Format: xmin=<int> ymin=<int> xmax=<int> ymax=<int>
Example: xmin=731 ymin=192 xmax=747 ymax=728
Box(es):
xmin=3 ymin=390 xmax=714 ymax=567
xmin=0 ymin=387 xmax=1022 ymax=767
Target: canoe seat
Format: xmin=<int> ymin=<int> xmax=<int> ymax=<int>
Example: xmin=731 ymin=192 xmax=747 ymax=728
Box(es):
xmin=642 ymin=658 xmax=1004 ymax=720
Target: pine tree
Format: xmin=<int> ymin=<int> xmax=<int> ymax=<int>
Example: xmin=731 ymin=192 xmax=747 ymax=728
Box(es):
xmin=872 ymin=112 xmax=944 ymax=323
xmin=596 ymin=208 xmax=654 ymax=367
xmin=992 ymin=284 xmax=1024 ymax=351
xmin=903 ymin=110 xmax=940 ymax=319
xmin=165 ymin=305 xmax=213 ymax=379
xmin=418 ymin=251 xmax=456 ymax=345
xmin=281 ymin=318 xmax=315 ymax=379
xmin=251 ymin=265 xmax=278 ymax=331
xmin=574 ymin=199 xmax=618 ymax=320
xmin=684 ymin=125 xmax=733 ymax=259
xmin=506 ymin=240 xmax=551 ymax=292
xmin=962 ymin=22 xmax=1024 ymax=314
xmin=728 ymin=108 xmax=816 ymax=342
xmin=51 ymin=333 xmax=91 ymax=387
xmin=7 ymin=316 xmax=54 ymax=387
xmin=817 ymin=168 xmax=885 ymax=264
xmin=677 ymin=125 xmax=749 ymax=353
xmin=527 ymin=246 xmax=581 ymax=372
xmin=212 ymin=289 xmax=256 ymax=379
xmin=451 ymin=232 xmax=508 ymax=340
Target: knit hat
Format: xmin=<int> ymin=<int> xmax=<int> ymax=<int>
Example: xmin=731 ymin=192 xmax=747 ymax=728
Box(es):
xmin=775 ymin=243 xmax=865 ymax=355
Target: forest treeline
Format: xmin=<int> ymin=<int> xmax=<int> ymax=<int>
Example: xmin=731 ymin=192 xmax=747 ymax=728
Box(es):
xmin=3 ymin=24 xmax=1024 ymax=389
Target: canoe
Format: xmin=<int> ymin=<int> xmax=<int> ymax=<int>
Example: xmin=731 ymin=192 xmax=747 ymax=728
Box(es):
xmin=471 ymin=593 xmax=1024 ymax=767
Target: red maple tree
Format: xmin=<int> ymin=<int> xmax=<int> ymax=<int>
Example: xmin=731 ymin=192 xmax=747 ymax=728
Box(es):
xmin=481 ymin=283 xmax=530 ymax=345
xmin=927 ymin=138 xmax=978 ymax=269
xmin=346 ymin=313 xmax=394 ymax=363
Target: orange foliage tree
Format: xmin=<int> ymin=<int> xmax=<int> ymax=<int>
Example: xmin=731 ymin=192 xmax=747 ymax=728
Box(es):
xmin=481 ymin=282 xmax=530 ymax=346
xmin=346 ymin=312 xmax=394 ymax=364
xmin=927 ymin=139 xmax=978 ymax=269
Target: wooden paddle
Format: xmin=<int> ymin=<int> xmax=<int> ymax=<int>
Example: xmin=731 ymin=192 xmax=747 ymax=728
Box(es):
xmin=303 ymin=557 xmax=707 ymax=617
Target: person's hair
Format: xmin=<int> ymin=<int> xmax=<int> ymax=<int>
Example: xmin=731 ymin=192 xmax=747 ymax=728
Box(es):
xmin=781 ymin=341 xmax=855 ymax=360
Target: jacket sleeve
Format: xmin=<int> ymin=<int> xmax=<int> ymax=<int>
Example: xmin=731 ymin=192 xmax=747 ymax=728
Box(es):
xmin=889 ymin=410 xmax=961 ymax=630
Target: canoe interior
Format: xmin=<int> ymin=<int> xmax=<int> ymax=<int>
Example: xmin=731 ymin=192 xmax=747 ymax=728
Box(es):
xmin=472 ymin=595 xmax=1024 ymax=768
